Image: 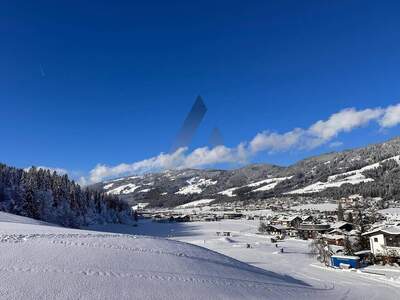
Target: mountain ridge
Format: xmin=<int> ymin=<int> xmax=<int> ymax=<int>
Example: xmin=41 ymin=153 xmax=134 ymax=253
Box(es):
xmin=94 ymin=136 xmax=400 ymax=207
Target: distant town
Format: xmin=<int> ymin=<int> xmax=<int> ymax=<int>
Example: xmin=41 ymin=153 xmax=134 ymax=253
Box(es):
xmin=137 ymin=194 xmax=400 ymax=269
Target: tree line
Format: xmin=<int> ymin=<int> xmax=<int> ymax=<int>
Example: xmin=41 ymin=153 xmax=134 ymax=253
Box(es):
xmin=0 ymin=164 xmax=131 ymax=227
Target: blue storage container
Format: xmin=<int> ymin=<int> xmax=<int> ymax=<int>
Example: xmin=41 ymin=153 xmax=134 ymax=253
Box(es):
xmin=331 ymin=255 xmax=360 ymax=268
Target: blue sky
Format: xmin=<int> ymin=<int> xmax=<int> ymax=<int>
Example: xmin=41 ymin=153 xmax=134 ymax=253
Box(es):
xmin=2 ymin=1 xmax=400 ymax=183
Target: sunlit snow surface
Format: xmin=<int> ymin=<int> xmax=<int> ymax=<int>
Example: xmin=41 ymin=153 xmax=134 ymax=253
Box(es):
xmin=106 ymin=183 xmax=140 ymax=195
xmin=176 ymin=199 xmax=215 ymax=208
xmin=91 ymin=219 xmax=400 ymax=300
xmin=287 ymin=155 xmax=400 ymax=194
xmin=218 ymin=176 xmax=293 ymax=196
xmin=0 ymin=212 xmax=344 ymax=300
xmin=175 ymin=178 xmax=217 ymax=195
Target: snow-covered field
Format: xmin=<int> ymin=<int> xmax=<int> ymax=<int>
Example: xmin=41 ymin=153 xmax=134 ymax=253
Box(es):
xmin=119 ymin=219 xmax=400 ymax=300
xmin=0 ymin=212 xmax=338 ymax=300
xmin=2 ymin=212 xmax=400 ymax=299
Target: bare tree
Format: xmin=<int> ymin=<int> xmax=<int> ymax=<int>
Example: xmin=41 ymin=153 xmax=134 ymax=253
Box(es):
xmin=309 ymin=235 xmax=331 ymax=266
xmin=258 ymin=221 xmax=268 ymax=233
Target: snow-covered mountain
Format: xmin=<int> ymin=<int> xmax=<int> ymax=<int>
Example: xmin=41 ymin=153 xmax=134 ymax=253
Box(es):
xmin=94 ymin=137 xmax=400 ymax=207
xmin=0 ymin=212 xmax=336 ymax=299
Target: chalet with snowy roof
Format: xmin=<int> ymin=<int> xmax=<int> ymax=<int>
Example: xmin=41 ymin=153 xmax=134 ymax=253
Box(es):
xmin=265 ymin=224 xmax=287 ymax=236
xmin=327 ymin=222 xmax=354 ymax=235
xmin=297 ymin=223 xmax=331 ymax=239
xmin=324 ymin=233 xmax=345 ymax=246
xmin=324 ymin=223 xmax=357 ymax=246
xmin=301 ymin=215 xmax=314 ymax=223
xmin=362 ymin=226 xmax=400 ymax=258
xmin=275 ymin=215 xmax=302 ymax=228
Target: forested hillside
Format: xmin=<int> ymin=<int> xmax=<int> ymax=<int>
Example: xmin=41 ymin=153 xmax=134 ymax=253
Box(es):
xmin=0 ymin=164 xmax=131 ymax=227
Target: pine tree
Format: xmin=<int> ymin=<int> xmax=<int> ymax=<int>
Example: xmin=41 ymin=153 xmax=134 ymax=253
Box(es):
xmin=0 ymin=163 xmax=131 ymax=227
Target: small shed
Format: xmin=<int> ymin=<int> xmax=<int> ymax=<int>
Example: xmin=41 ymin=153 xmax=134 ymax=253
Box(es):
xmin=331 ymin=255 xmax=360 ymax=269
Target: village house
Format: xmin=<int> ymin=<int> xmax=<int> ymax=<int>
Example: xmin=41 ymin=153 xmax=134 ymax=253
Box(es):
xmin=301 ymin=215 xmax=314 ymax=223
xmin=297 ymin=223 xmax=331 ymax=239
xmin=223 ymin=212 xmax=243 ymax=220
xmin=324 ymin=221 xmax=354 ymax=244
xmin=265 ymin=224 xmax=287 ymax=236
xmin=329 ymin=221 xmax=354 ymax=232
xmin=274 ymin=215 xmax=303 ymax=228
xmin=202 ymin=214 xmax=219 ymax=222
xmin=324 ymin=233 xmax=345 ymax=246
xmin=362 ymin=226 xmax=400 ymax=258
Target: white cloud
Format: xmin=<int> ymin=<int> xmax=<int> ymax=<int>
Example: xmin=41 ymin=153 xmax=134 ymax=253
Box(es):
xmin=184 ymin=144 xmax=248 ymax=167
xmin=380 ymin=104 xmax=400 ymax=128
xmin=85 ymin=102 xmax=400 ymax=183
xmin=249 ymin=129 xmax=304 ymax=153
xmin=88 ymin=145 xmax=248 ymax=183
xmin=308 ymin=107 xmax=383 ymax=141
xmin=249 ymin=107 xmax=386 ymax=152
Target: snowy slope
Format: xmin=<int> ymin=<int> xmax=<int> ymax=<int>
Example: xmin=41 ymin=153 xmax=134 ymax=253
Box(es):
xmin=218 ymin=187 xmax=239 ymax=197
xmin=217 ymin=176 xmax=293 ymax=196
xmin=106 ymin=183 xmax=141 ymax=195
xmin=0 ymin=212 xmax=52 ymax=226
xmin=0 ymin=213 xmax=337 ymax=299
xmin=287 ymin=155 xmax=400 ymax=194
xmin=252 ymin=176 xmax=293 ymax=192
xmin=176 ymin=199 xmax=215 ymax=208
xmin=175 ymin=177 xmax=217 ymax=195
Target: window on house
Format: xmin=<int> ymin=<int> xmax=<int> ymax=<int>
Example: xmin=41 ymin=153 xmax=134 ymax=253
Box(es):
xmin=374 ymin=237 xmax=378 ymax=242
xmin=386 ymin=236 xmax=400 ymax=247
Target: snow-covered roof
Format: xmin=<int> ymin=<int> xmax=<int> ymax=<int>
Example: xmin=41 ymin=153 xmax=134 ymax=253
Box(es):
xmin=328 ymin=228 xmax=343 ymax=234
xmin=329 ymin=245 xmax=344 ymax=254
xmin=354 ymin=250 xmax=371 ymax=255
xmin=277 ymin=215 xmax=301 ymax=222
xmin=348 ymin=229 xmax=360 ymax=235
xmin=330 ymin=221 xmax=351 ymax=230
xmin=362 ymin=226 xmax=400 ymax=236
xmin=324 ymin=234 xmax=345 ymax=240
xmin=268 ymin=224 xmax=287 ymax=230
